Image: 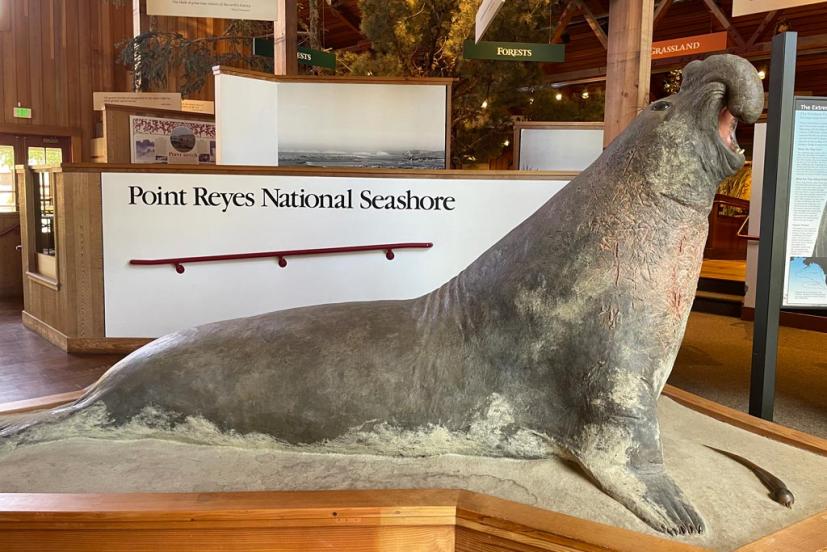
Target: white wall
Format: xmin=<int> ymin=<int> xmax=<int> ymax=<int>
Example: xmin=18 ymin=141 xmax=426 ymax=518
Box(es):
xmin=214 ymin=74 xmax=278 ymax=166
xmin=744 ymin=123 xmax=766 ymax=309
xmin=519 ymin=127 xmax=604 ymax=171
xmin=102 ymin=173 xmax=569 ymax=337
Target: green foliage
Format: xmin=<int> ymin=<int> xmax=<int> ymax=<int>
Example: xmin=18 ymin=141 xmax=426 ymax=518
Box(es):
xmin=340 ymin=0 xmax=603 ymax=166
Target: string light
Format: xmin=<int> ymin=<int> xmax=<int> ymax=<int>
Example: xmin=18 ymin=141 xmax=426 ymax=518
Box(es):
xmin=555 ymin=92 xmax=563 ymax=101
xmin=528 ymin=97 xmax=535 ymax=104
xmin=481 ymin=99 xmax=489 ymax=109
xmin=581 ymin=90 xmax=589 ymax=100
xmin=757 ymin=69 xmax=766 ymax=80
xmin=503 ymin=139 xmax=510 ymax=147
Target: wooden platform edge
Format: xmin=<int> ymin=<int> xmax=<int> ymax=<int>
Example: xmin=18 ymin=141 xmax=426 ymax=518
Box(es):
xmin=735 ymin=510 xmax=827 ymax=552
xmin=662 ymin=384 xmax=827 ymax=456
xmin=0 ymin=388 xmax=86 ymax=415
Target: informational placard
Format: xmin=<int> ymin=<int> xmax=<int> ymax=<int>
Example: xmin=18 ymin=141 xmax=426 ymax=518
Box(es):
xmin=181 ymin=99 xmax=215 ymax=114
xmin=516 ymin=124 xmax=603 ymax=171
xmin=93 ymin=92 xmax=182 ymax=111
xmin=147 ymin=0 xmax=277 ymax=21
xmin=783 ymin=97 xmax=827 ymax=307
xmin=130 ymin=115 xmax=216 ymax=165
xmin=733 ymin=0 xmax=823 ymax=17
xmin=475 ymin=0 xmax=506 ymax=43
xmin=463 ymin=40 xmax=565 ymax=63
xmin=651 ymin=32 xmax=728 ymax=61
xmin=101 ymin=172 xmax=569 ymax=337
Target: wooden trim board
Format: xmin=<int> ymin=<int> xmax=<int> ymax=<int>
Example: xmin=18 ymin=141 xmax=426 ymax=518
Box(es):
xmin=741 ymin=306 xmax=827 ymax=334
xmin=213 ymin=64 xmax=457 ymax=86
xmin=0 ymin=388 xmax=86 ymax=415
xmin=56 ymin=163 xmax=581 ymax=181
xmin=662 ymin=384 xmax=827 ymax=456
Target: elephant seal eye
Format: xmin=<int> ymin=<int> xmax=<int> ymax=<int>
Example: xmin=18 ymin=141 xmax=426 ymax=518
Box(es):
xmin=651 ymin=101 xmax=672 ymax=111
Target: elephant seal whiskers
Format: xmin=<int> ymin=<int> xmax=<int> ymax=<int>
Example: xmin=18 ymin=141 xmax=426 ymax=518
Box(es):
xmin=0 ymin=54 xmax=764 ymax=536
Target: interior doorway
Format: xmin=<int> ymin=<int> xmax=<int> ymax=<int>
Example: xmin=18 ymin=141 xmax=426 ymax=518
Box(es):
xmin=0 ymin=133 xmax=72 ymax=300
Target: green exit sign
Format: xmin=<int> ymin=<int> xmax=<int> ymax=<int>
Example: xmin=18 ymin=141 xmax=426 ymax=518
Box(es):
xmin=13 ymin=106 xmax=32 ymax=119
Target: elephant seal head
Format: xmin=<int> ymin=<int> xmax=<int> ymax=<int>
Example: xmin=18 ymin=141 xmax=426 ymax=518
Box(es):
xmin=603 ymin=54 xmax=764 ymax=213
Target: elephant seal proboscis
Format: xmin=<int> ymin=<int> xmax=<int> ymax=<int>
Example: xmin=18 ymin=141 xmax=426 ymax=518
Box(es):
xmin=1 ymin=54 xmax=763 ymax=536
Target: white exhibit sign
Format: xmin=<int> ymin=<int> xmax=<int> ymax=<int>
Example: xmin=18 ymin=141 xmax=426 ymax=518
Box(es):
xmin=146 ymin=0 xmax=277 ymax=21
xmin=475 ymin=0 xmax=506 ymax=43
xmin=732 ymin=0 xmax=823 ymax=17
xmin=517 ymin=125 xmax=603 ymax=171
xmin=93 ymin=91 xmax=181 ymax=111
xmin=214 ymin=71 xmax=448 ymax=168
xmin=783 ymin=98 xmax=827 ymax=308
xmin=101 ymin=172 xmax=569 ymax=337
xmin=744 ymin=123 xmax=766 ymax=310
xmin=130 ymin=115 xmax=216 ymax=164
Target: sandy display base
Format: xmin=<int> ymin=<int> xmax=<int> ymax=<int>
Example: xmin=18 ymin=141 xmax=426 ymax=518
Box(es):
xmin=1 ymin=397 xmax=825 ymax=551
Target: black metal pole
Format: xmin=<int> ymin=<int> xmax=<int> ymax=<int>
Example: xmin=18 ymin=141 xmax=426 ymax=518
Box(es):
xmin=749 ymin=32 xmax=797 ymax=420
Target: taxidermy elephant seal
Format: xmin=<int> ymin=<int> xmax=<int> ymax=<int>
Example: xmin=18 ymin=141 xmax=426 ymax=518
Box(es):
xmin=2 ymin=54 xmax=763 ymax=536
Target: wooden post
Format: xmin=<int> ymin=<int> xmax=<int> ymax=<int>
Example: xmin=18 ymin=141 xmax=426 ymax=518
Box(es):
xmin=602 ymin=0 xmax=654 ymax=147
xmin=274 ymin=0 xmax=298 ymax=76
xmin=132 ymin=0 xmax=150 ymax=91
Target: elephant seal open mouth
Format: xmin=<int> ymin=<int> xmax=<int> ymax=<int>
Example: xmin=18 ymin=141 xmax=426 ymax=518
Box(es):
xmin=1 ymin=55 xmax=764 ymax=537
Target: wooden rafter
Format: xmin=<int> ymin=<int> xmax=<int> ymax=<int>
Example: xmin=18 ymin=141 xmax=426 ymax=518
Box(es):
xmin=701 ymin=0 xmax=746 ymax=49
xmin=747 ymin=10 xmax=779 ymax=49
xmin=652 ymin=0 xmax=673 ymax=30
xmin=326 ymin=0 xmax=362 ymax=36
xmin=551 ymin=1 xmax=579 ymax=44
xmin=577 ymin=0 xmax=608 ymax=50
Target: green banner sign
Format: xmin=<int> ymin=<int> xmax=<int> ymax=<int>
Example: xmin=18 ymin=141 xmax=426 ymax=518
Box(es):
xmin=462 ymin=39 xmax=565 ymax=63
xmin=253 ymin=38 xmax=336 ymax=70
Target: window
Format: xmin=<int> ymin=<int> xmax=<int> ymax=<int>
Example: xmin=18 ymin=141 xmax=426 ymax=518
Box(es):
xmin=0 ymin=145 xmax=14 ymax=212
xmin=27 ymin=146 xmax=62 ymax=167
xmin=34 ymin=171 xmax=55 ymax=256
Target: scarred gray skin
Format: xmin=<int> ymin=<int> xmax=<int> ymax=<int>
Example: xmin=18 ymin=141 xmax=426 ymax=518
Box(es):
xmin=1 ymin=55 xmax=763 ymax=536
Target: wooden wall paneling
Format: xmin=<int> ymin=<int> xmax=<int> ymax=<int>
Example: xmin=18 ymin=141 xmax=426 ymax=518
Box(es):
xmin=12 ymin=1 xmax=30 ymax=128
xmin=42 ymin=0 xmax=58 ymax=129
xmin=25 ymin=0 xmax=42 ymax=129
xmin=0 ymin=0 xmax=10 ymax=32
xmin=60 ymin=171 xmax=105 ymax=338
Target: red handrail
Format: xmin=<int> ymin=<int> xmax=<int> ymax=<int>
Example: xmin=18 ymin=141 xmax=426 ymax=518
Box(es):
xmin=130 ymin=242 xmax=434 ymax=274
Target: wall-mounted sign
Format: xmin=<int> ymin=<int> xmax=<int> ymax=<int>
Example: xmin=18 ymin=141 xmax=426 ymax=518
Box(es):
xmin=101 ymin=172 xmax=569 ymax=337
xmin=130 ymin=115 xmax=216 ymax=165
xmin=13 ymin=106 xmax=32 ymax=119
xmin=783 ymin=97 xmax=827 ymax=308
xmin=253 ymin=38 xmax=336 ymax=69
xmin=475 ymin=0 xmax=507 ymax=43
xmin=733 ymin=0 xmax=822 ymax=17
xmin=93 ymin=92 xmax=182 ymax=111
xmin=147 ymin=0 xmax=277 ymax=21
xmin=651 ymin=32 xmax=728 ymax=61
xmin=463 ymin=40 xmax=565 ymax=63
xmin=181 ymin=99 xmax=215 ymax=115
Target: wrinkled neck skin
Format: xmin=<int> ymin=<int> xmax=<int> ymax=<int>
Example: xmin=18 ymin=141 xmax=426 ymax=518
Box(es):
xmin=417 ymin=81 xmax=743 ymax=338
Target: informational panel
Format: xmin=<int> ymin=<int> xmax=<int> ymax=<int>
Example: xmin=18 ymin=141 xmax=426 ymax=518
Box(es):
xmin=783 ymin=97 xmax=827 ymax=307
xmin=93 ymin=92 xmax=181 ymax=111
xmin=130 ymin=116 xmax=216 ymax=164
xmin=181 ymin=99 xmax=215 ymax=114
xmin=147 ymin=0 xmax=277 ymax=21
xmin=277 ymin=82 xmax=447 ymax=169
xmin=733 ymin=0 xmax=823 ymax=17
xmin=517 ymin=124 xmax=603 ymax=171
xmin=101 ymin=173 xmax=569 ymax=337
xmin=214 ymin=72 xmax=449 ymax=168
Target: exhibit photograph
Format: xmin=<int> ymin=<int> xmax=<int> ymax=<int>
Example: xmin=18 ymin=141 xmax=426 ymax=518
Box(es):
xmin=0 ymin=1 xmax=826 ymax=551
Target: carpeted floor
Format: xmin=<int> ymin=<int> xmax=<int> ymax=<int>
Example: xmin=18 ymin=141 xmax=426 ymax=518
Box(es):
xmin=670 ymin=312 xmax=827 ymax=438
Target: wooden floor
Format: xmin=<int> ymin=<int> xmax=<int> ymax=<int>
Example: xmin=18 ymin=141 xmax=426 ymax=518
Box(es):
xmin=0 ymin=299 xmax=122 ymax=404
xmin=700 ymin=259 xmax=746 ymax=282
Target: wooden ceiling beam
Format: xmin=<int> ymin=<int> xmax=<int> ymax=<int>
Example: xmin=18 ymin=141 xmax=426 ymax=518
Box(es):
xmin=577 ymin=0 xmax=609 ymax=50
xmin=652 ymin=0 xmax=673 ymax=30
xmin=551 ymin=1 xmax=579 ymax=44
xmin=746 ymin=10 xmax=779 ymax=50
xmin=701 ymin=0 xmax=746 ymax=49
xmin=325 ymin=0 xmax=362 ymax=36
